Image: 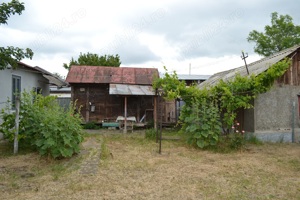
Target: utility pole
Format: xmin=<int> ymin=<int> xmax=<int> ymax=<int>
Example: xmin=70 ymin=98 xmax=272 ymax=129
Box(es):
xmin=241 ymin=50 xmax=249 ymax=75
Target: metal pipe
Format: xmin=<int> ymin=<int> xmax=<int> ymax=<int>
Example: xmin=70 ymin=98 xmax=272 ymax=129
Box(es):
xmin=159 ymin=94 xmax=162 ymax=154
xmin=292 ymin=101 xmax=295 ymax=143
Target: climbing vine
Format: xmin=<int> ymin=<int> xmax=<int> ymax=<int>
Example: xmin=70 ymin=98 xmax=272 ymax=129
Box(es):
xmin=153 ymin=59 xmax=291 ymax=148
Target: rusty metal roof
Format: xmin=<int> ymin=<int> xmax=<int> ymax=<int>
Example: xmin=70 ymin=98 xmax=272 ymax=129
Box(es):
xmin=109 ymin=84 xmax=155 ymax=95
xmin=199 ymin=45 xmax=300 ymax=89
xmin=66 ymin=66 xmax=159 ymax=85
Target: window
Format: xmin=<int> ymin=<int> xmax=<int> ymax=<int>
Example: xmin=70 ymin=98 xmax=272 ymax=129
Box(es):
xmin=32 ymin=87 xmax=42 ymax=94
xmin=12 ymin=75 xmax=21 ymax=109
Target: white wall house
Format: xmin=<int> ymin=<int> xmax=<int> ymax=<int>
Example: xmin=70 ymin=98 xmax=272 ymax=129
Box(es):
xmin=0 ymin=62 xmax=67 ymax=128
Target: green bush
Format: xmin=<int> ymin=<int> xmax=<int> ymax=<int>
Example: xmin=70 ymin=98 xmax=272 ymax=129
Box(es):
xmin=182 ymin=100 xmax=222 ymax=148
xmin=145 ymin=128 xmax=157 ymax=140
xmin=0 ymin=91 xmax=83 ymax=159
xmin=228 ymin=133 xmax=245 ymax=150
xmin=83 ymin=121 xmax=100 ymax=129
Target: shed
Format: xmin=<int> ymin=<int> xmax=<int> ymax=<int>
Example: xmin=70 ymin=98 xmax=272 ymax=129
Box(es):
xmin=66 ymin=66 xmax=159 ymax=130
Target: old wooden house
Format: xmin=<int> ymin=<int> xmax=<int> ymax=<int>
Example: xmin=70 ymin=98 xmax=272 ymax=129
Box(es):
xmin=199 ymin=45 xmax=300 ymax=142
xmin=66 ymin=66 xmax=159 ymax=128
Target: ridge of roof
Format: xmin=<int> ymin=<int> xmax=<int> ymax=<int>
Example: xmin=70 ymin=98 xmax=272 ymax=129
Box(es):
xmin=70 ymin=65 xmax=158 ymax=70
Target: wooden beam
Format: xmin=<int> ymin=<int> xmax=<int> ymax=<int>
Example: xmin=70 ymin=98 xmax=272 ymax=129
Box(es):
xmin=86 ymin=86 xmax=89 ymax=122
xmin=154 ymin=96 xmax=157 ymax=131
xmin=124 ymin=96 xmax=127 ymax=133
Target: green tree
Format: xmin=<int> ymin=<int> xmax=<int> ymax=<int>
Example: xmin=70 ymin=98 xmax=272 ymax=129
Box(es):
xmin=247 ymin=12 xmax=300 ymax=57
xmin=63 ymin=52 xmax=121 ymax=70
xmin=0 ymin=0 xmax=33 ymax=70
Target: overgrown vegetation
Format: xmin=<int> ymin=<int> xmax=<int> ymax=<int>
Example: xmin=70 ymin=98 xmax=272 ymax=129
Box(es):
xmin=154 ymin=59 xmax=291 ymax=149
xmin=0 ymin=91 xmax=83 ymax=158
xmin=82 ymin=121 xmax=100 ymax=129
xmin=145 ymin=128 xmax=156 ymax=140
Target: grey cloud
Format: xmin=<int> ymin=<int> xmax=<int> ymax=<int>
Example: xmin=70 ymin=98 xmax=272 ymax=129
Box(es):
xmin=118 ymin=0 xmax=300 ymax=59
xmin=3 ymin=0 xmax=300 ymax=69
xmin=113 ymin=39 xmax=160 ymax=65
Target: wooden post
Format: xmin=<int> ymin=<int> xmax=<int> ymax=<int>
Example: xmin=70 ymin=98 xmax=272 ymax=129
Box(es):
xmin=175 ymin=99 xmax=177 ymax=123
xmin=124 ymin=96 xmax=127 ymax=134
xmin=86 ymin=86 xmax=89 ymax=122
xmin=154 ymin=96 xmax=157 ymax=131
xmin=14 ymin=96 xmax=20 ymax=155
xmin=71 ymin=86 xmax=74 ymax=102
xmin=159 ymin=95 xmax=162 ymax=154
xmin=292 ymin=101 xmax=295 ymax=143
xmin=137 ymin=96 xmax=140 ymax=122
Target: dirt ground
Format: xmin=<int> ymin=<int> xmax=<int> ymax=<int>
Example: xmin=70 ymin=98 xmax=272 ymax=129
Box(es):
xmin=0 ymin=129 xmax=300 ymax=200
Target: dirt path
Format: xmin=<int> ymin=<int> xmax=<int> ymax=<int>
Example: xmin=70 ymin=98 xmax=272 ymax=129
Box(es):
xmin=79 ymin=136 xmax=102 ymax=175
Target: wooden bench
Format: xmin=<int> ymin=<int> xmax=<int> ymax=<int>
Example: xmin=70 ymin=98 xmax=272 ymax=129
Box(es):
xmin=102 ymin=122 xmax=120 ymax=128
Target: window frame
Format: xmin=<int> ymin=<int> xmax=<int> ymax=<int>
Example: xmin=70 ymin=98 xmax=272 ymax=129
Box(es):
xmin=12 ymin=75 xmax=21 ymax=109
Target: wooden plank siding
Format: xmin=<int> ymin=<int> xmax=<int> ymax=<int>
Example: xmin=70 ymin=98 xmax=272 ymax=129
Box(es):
xmin=278 ymin=50 xmax=300 ymax=86
xmin=72 ymin=83 xmax=154 ymax=123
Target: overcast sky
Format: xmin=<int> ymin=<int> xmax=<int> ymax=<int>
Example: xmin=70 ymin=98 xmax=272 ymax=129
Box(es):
xmin=1 ymin=0 xmax=300 ymax=78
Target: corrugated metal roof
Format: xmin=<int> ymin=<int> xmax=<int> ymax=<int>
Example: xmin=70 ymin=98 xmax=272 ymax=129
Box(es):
xmin=17 ymin=62 xmax=68 ymax=87
xmin=66 ymin=66 xmax=159 ymax=85
xmin=43 ymin=75 xmax=67 ymax=87
xmin=199 ymin=45 xmax=300 ymax=89
xmin=177 ymin=74 xmax=211 ymax=80
xmin=109 ymin=84 xmax=155 ymax=95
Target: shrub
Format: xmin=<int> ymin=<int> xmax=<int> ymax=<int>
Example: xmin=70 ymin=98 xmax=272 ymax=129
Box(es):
xmin=0 ymin=91 xmax=83 ymax=159
xmin=145 ymin=128 xmax=157 ymax=140
xmin=83 ymin=121 xmax=100 ymax=129
xmin=182 ymin=100 xmax=222 ymax=148
xmin=228 ymin=133 xmax=245 ymax=150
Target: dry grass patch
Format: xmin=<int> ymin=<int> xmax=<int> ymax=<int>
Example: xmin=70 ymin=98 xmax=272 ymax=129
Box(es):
xmin=0 ymin=130 xmax=300 ymax=200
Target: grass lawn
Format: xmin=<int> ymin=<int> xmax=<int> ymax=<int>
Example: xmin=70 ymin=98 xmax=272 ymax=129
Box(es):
xmin=0 ymin=129 xmax=300 ymax=200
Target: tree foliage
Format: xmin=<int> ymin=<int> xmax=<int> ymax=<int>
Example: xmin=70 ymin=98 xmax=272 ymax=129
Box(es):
xmin=248 ymin=12 xmax=300 ymax=57
xmin=0 ymin=0 xmax=33 ymax=70
xmin=0 ymin=91 xmax=83 ymax=159
xmin=63 ymin=52 xmax=121 ymax=70
xmin=154 ymin=59 xmax=291 ymax=149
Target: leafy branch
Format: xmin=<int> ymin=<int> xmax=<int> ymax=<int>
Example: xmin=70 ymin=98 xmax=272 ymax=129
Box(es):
xmin=0 ymin=0 xmax=33 ymax=70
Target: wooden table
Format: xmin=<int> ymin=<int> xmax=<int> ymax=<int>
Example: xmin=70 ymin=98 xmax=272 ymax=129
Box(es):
xmin=116 ymin=116 xmax=136 ymax=132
